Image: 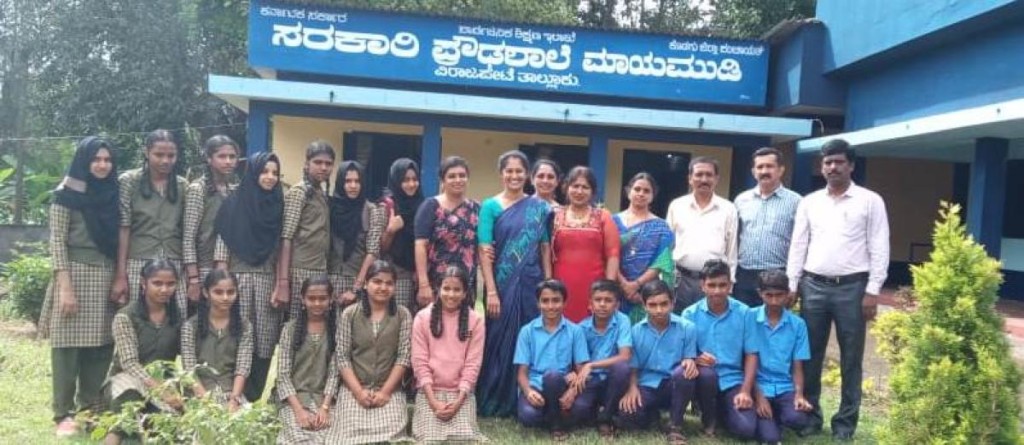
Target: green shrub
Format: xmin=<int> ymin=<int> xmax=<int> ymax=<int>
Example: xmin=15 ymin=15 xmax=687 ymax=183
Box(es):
xmin=0 ymin=242 xmax=51 ymax=325
xmin=88 ymin=361 xmax=281 ymax=444
xmin=872 ymin=203 xmax=1022 ymax=444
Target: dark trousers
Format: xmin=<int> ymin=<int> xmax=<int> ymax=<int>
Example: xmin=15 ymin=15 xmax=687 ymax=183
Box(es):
xmin=799 ymin=275 xmax=868 ymax=436
xmin=694 ymin=366 xmax=758 ymax=439
xmin=517 ymin=371 xmax=589 ymax=430
xmin=576 ymin=362 xmax=630 ymax=423
xmin=755 ymin=391 xmax=810 ymax=442
xmin=673 ymin=268 xmax=703 ymax=312
xmin=733 ymin=266 xmax=766 ymax=307
xmin=51 ymin=344 xmax=113 ymax=422
xmin=615 ymin=365 xmax=696 ymax=429
xmin=244 ymin=356 xmax=273 ymax=401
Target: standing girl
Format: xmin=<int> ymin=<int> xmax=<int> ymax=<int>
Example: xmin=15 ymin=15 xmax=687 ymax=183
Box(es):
xmin=181 ymin=269 xmax=253 ymax=411
xmin=273 ymin=141 xmax=335 ymax=320
xmin=214 ymin=152 xmax=285 ymax=401
xmin=183 ymin=135 xmax=239 ymax=302
xmin=411 ymin=265 xmax=487 ymax=442
xmin=43 ymin=136 xmax=120 ymax=436
xmin=414 ymin=156 xmax=480 ymax=308
xmin=111 ymin=130 xmax=190 ymax=315
xmin=615 ymin=173 xmax=675 ymax=323
xmin=329 ymin=260 xmax=412 ymax=444
xmin=102 ymin=259 xmax=183 ymax=445
xmin=275 ymin=275 xmax=339 ymax=444
xmin=379 ymin=158 xmax=423 ymax=312
xmin=548 ymin=166 xmax=621 ymax=322
xmin=329 ymin=161 xmax=385 ymax=307
xmin=476 ymin=150 xmax=551 ymax=418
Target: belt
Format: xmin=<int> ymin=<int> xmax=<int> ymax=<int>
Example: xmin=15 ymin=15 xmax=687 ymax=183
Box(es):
xmin=803 ymin=271 xmax=868 ymax=286
xmin=675 ymin=266 xmax=700 ymax=279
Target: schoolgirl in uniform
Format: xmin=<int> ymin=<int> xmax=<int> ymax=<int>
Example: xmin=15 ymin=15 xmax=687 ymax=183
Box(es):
xmin=328 ymin=161 xmax=385 ymax=307
xmin=214 ymin=151 xmax=285 ymax=401
xmin=272 ymin=141 xmax=335 ymax=320
xmin=44 ymin=136 xmax=120 ymax=436
xmin=102 ymin=259 xmax=183 ymax=445
xmin=275 ymin=275 xmax=339 ymax=444
xmin=329 ymin=260 xmax=412 ymax=444
xmin=378 ymin=158 xmax=423 ymax=312
xmin=111 ymin=130 xmax=189 ymax=315
xmin=181 ymin=269 xmax=253 ymax=411
xmin=183 ymin=135 xmax=238 ymax=302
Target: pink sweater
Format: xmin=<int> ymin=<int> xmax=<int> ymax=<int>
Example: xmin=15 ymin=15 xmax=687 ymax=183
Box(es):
xmin=411 ymin=304 xmax=485 ymax=392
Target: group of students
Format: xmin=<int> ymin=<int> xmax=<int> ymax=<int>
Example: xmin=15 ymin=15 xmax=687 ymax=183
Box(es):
xmin=512 ymin=260 xmax=812 ymax=444
xmin=41 ymin=130 xmax=813 ymax=444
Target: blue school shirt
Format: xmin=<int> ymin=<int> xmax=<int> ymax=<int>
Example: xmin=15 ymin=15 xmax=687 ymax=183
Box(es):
xmin=513 ymin=316 xmax=591 ymax=390
xmin=755 ymin=306 xmax=810 ymax=398
xmin=681 ymin=297 xmax=760 ymax=392
xmin=580 ymin=312 xmax=633 ymax=380
xmin=630 ymin=314 xmax=697 ymax=389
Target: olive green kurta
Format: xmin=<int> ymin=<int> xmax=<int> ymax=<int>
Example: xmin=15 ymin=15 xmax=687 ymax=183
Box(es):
xmin=118 ymin=168 xmax=188 ymax=260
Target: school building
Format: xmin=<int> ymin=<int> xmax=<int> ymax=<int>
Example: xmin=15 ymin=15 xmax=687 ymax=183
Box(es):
xmin=210 ymin=0 xmax=1024 ymax=298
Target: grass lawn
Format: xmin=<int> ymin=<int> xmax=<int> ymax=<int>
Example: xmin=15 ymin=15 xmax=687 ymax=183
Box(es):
xmin=0 ymin=318 xmax=886 ymax=444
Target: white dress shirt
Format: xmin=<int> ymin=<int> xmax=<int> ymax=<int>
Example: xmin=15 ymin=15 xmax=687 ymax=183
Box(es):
xmin=665 ymin=194 xmax=738 ymax=276
xmin=786 ymin=183 xmax=890 ymax=295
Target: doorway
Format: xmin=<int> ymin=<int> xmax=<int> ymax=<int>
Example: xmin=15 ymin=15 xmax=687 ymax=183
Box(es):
xmin=619 ymin=149 xmax=690 ymax=218
xmin=342 ymin=131 xmax=421 ymax=200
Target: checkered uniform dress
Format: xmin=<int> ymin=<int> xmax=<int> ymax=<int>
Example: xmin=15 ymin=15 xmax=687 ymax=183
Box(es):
xmin=275 ymin=321 xmax=340 ymax=445
xmin=326 ymin=305 xmax=412 ymax=444
xmin=40 ymin=204 xmax=117 ymax=348
xmin=215 ymin=237 xmax=282 ymax=359
xmin=282 ymin=182 xmax=329 ymax=321
xmin=106 ymin=312 xmax=180 ymax=413
xmin=181 ymin=315 xmax=254 ymax=403
xmin=412 ymin=391 xmax=489 ymax=443
xmin=329 ymin=202 xmax=386 ymax=305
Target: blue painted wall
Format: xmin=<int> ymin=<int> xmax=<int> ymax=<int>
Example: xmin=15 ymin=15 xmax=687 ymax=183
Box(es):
xmin=844 ymin=20 xmax=1024 ymax=130
xmin=770 ymin=23 xmax=844 ymax=114
xmin=816 ymin=0 xmax=1015 ymax=72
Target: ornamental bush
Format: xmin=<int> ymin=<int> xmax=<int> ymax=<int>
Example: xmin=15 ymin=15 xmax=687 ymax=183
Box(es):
xmin=0 ymin=242 xmax=51 ymax=325
xmin=872 ymin=203 xmax=1022 ymax=444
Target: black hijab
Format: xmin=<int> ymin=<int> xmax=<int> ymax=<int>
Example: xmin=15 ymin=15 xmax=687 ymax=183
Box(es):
xmin=214 ymin=152 xmax=284 ymax=266
xmin=330 ymin=161 xmax=366 ymax=262
xmin=53 ymin=136 xmax=120 ymax=259
xmin=383 ymin=158 xmax=423 ymax=270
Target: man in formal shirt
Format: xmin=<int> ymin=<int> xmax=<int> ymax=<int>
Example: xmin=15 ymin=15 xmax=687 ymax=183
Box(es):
xmin=786 ymin=139 xmax=890 ymax=441
xmin=734 ymin=147 xmax=801 ymax=307
xmin=665 ymin=156 xmax=738 ymax=312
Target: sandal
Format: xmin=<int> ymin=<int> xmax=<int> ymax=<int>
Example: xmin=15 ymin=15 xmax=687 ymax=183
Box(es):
xmin=666 ymin=426 xmax=688 ymax=445
xmin=598 ymin=423 xmax=616 ymax=439
xmin=551 ymin=429 xmax=570 ymax=442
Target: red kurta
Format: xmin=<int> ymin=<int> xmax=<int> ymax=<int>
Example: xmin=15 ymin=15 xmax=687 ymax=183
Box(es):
xmin=551 ymin=207 xmax=621 ymax=322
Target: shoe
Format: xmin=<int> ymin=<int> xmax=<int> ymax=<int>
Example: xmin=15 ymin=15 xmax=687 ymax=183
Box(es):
xmin=832 ymin=431 xmax=854 ymax=442
xmin=797 ymin=424 xmax=823 ymax=437
xmin=665 ymin=425 xmax=688 ymax=445
xmin=55 ymin=418 xmax=78 ymax=437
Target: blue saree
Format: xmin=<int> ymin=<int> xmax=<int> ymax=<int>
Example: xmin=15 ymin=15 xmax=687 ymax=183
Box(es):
xmin=615 ymin=214 xmax=676 ymax=323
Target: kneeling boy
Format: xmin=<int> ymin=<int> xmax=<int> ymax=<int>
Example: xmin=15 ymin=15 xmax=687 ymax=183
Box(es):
xmin=753 ymin=270 xmax=813 ymax=443
xmin=681 ymin=259 xmax=760 ymax=439
xmin=615 ymin=280 xmax=698 ymax=445
xmin=575 ymin=280 xmax=633 ymax=438
xmin=515 ymin=279 xmax=591 ymax=441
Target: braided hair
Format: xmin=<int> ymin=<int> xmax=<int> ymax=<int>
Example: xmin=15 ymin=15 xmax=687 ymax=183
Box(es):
xmin=359 ymin=260 xmax=398 ymax=318
xmin=430 ymin=265 xmax=471 ymax=342
xmin=139 ymin=129 xmax=180 ymax=203
xmin=202 ymin=135 xmax=239 ymax=196
xmin=303 ymin=140 xmax=336 ymax=201
xmin=293 ymin=275 xmax=338 ymax=354
xmin=136 ymin=258 xmax=182 ymax=326
xmin=196 ymin=269 xmax=243 ymax=348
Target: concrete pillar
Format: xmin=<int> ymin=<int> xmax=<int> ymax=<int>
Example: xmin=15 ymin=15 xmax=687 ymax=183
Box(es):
xmin=420 ymin=122 xmax=442 ymax=196
xmin=588 ymin=133 xmax=609 ymax=201
xmin=730 ymin=146 xmax=757 ymax=199
xmin=967 ymin=137 xmax=1008 ymax=258
xmin=246 ymin=100 xmax=271 ymax=156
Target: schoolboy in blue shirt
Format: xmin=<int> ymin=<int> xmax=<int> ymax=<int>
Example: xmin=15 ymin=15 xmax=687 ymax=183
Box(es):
xmin=574 ymin=279 xmax=632 ymax=438
xmin=682 ymin=259 xmax=760 ymax=440
xmin=753 ymin=270 xmax=813 ymax=443
xmin=514 ymin=279 xmax=591 ymax=441
xmin=615 ymin=280 xmax=698 ymax=445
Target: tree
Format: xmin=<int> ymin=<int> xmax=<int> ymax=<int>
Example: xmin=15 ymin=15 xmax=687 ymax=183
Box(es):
xmin=872 ymin=203 xmax=1021 ymax=444
xmin=707 ymin=0 xmax=816 ymax=38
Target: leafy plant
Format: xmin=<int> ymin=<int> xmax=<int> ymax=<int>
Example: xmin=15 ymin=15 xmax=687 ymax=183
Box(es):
xmin=0 ymin=242 xmax=51 ymax=325
xmin=872 ymin=203 xmax=1022 ymax=444
xmin=87 ymin=361 xmax=280 ymax=444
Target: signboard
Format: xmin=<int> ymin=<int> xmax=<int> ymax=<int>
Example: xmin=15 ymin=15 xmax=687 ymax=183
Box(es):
xmin=250 ymin=0 xmax=769 ymax=107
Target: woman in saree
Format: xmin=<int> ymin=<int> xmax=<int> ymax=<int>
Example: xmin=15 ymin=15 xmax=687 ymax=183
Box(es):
xmin=614 ymin=172 xmax=675 ymax=323
xmin=476 ymin=150 xmax=551 ymax=417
